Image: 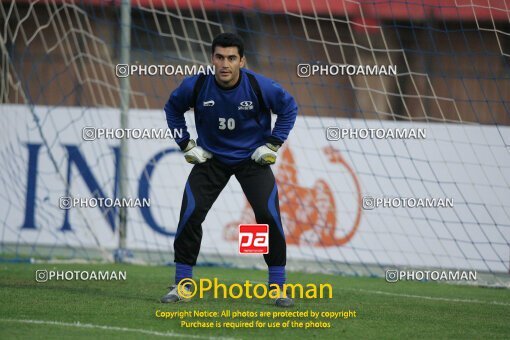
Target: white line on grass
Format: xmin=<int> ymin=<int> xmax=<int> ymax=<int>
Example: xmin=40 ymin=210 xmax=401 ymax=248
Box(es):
xmin=212 ymin=278 xmax=510 ymax=307
xmin=0 ymin=319 xmax=237 ymax=339
xmin=345 ymin=288 xmax=510 ymax=306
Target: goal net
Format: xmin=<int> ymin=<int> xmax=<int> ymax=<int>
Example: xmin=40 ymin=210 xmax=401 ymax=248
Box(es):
xmin=0 ymin=0 xmax=509 ymax=287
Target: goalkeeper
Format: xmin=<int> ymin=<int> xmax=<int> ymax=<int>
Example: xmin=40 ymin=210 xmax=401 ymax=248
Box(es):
xmin=161 ymin=33 xmax=298 ymax=307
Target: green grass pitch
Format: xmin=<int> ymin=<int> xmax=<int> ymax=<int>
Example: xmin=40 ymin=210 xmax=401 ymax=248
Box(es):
xmin=1 ymin=263 xmax=509 ymax=339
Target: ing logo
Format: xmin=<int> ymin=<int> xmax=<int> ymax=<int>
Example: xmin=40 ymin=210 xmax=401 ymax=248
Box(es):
xmin=224 ymin=146 xmax=362 ymax=247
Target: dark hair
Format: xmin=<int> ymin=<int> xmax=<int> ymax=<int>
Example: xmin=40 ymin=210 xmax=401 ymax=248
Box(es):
xmin=211 ymin=33 xmax=244 ymax=58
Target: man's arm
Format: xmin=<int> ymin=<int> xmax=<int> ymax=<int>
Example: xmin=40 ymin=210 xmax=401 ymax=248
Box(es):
xmin=165 ymin=76 xmax=212 ymax=164
xmin=263 ymin=81 xmax=298 ymax=147
xmin=250 ymin=77 xmax=298 ymax=165
xmin=164 ymin=77 xmax=195 ymax=150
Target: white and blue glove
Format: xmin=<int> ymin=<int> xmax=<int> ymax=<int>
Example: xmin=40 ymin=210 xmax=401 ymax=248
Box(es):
xmin=251 ymin=143 xmax=280 ymax=165
xmin=182 ymin=140 xmax=212 ymax=164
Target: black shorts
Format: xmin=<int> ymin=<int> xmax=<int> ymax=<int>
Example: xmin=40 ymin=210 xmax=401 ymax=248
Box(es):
xmin=174 ymin=157 xmax=286 ymax=266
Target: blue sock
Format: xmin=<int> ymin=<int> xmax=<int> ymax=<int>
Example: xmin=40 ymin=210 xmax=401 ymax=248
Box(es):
xmin=175 ymin=263 xmax=193 ymax=285
xmin=268 ymin=266 xmax=286 ymax=288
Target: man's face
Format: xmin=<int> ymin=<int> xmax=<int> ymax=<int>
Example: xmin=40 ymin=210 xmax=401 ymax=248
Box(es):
xmin=212 ymin=46 xmax=245 ymax=88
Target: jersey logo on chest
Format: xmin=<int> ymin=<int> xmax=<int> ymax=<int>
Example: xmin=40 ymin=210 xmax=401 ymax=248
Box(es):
xmin=203 ymin=100 xmax=215 ymax=107
xmin=238 ymin=101 xmax=254 ymax=110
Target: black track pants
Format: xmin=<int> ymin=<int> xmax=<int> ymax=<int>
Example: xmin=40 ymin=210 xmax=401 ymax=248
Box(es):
xmin=174 ymin=158 xmax=286 ymax=266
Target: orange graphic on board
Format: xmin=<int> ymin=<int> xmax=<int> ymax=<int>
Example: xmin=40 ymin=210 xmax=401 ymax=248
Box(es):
xmin=223 ymin=146 xmax=362 ymax=247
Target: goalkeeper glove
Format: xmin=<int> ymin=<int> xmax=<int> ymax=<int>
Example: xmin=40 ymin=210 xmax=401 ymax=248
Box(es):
xmin=182 ymin=140 xmax=212 ymax=164
xmin=251 ymin=143 xmax=280 ymax=165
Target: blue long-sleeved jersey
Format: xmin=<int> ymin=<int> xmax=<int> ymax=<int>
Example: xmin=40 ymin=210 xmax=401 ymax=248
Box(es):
xmin=164 ymin=69 xmax=298 ymax=165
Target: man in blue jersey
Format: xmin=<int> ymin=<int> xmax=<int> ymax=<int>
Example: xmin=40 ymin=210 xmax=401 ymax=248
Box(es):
xmin=161 ymin=33 xmax=298 ymax=307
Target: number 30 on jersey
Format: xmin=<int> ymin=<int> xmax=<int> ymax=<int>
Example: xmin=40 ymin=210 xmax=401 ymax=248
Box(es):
xmin=218 ymin=117 xmax=235 ymax=130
